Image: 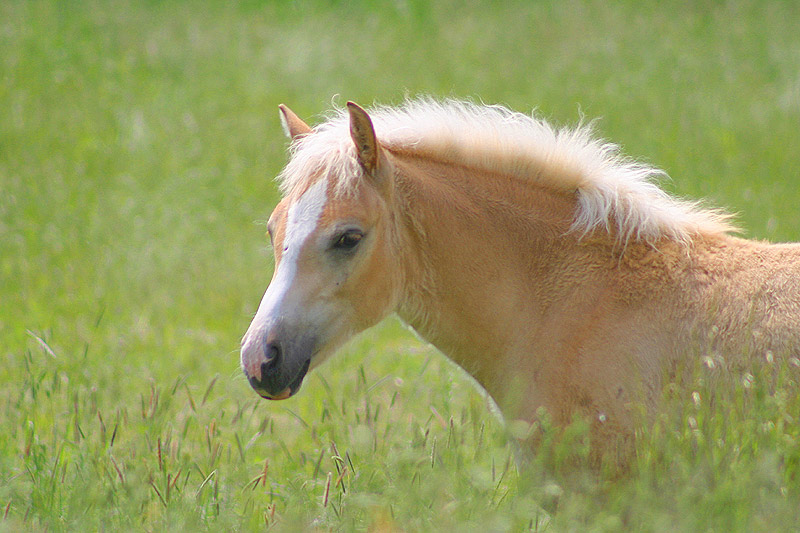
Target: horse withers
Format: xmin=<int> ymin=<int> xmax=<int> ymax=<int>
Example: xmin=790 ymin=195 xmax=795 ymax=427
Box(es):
xmin=240 ymin=99 xmax=800 ymax=460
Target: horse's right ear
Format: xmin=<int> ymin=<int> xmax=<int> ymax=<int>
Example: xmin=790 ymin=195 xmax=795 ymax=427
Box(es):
xmin=347 ymin=101 xmax=381 ymax=175
xmin=278 ymin=104 xmax=312 ymax=139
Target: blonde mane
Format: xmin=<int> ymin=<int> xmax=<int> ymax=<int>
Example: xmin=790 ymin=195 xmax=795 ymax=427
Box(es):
xmin=278 ymin=98 xmax=734 ymax=244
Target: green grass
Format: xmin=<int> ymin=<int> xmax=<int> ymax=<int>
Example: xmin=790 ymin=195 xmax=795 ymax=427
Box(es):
xmin=2 ymin=0 xmax=799 ymax=530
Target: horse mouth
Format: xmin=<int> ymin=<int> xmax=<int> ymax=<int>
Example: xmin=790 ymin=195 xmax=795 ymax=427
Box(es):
xmin=259 ymin=358 xmax=310 ymax=401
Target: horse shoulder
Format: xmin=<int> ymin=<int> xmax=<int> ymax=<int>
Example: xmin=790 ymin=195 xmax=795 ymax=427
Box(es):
xmin=678 ymin=235 xmax=800 ymax=356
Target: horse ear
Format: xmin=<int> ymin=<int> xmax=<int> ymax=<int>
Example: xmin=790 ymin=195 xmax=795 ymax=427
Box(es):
xmin=278 ymin=104 xmax=312 ymax=139
xmin=347 ymin=101 xmax=380 ymax=174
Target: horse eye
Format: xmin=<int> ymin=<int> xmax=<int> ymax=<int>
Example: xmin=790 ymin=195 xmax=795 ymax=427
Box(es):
xmin=333 ymin=230 xmax=364 ymax=251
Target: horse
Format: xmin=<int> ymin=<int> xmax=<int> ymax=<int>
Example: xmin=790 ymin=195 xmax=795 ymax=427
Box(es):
xmin=240 ymin=98 xmax=800 ymax=460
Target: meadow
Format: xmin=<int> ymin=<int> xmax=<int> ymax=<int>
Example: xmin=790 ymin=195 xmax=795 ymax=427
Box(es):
xmin=1 ymin=0 xmax=799 ymax=530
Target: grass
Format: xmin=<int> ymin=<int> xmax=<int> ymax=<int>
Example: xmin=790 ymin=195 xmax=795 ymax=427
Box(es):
xmin=1 ymin=0 xmax=799 ymax=530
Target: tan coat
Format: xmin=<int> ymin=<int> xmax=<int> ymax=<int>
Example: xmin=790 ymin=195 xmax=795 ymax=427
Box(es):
xmin=241 ymin=99 xmax=800 ymax=461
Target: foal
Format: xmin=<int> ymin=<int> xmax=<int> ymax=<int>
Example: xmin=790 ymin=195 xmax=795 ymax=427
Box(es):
xmin=241 ymin=99 xmax=800 ymax=458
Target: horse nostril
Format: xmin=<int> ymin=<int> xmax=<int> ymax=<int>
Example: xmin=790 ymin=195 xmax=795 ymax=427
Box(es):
xmin=262 ymin=341 xmax=281 ymax=374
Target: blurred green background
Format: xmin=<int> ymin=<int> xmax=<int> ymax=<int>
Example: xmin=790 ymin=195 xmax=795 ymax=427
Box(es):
xmin=1 ymin=1 xmax=799 ymax=530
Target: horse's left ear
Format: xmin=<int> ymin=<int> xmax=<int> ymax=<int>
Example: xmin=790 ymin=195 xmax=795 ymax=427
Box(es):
xmin=278 ymin=104 xmax=312 ymax=140
xmin=347 ymin=102 xmax=381 ymax=174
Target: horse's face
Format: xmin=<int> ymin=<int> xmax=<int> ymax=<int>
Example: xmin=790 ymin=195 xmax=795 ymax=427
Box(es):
xmin=240 ymin=175 xmax=398 ymax=400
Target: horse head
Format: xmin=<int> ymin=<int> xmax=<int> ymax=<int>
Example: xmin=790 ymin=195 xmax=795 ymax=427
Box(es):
xmin=240 ymin=103 xmax=400 ymax=400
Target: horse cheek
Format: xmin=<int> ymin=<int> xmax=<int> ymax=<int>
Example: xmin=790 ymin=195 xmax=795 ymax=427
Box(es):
xmin=354 ymin=246 xmax=398 ymax=330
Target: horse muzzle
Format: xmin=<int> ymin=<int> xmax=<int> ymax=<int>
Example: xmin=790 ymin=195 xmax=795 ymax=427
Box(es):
xmin=241 ymin=330 xmax=314 ymax=400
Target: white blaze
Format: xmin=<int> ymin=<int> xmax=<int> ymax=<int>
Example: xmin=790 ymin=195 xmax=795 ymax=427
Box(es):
xmin=241 ymin=179 xmax=329 ymax=362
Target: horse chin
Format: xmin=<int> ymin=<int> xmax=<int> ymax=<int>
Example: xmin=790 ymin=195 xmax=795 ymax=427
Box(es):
xmin=260 ymin=388 xmax=292 ymax=401
xmin=259 ymin=358 xmax=310 ymax=401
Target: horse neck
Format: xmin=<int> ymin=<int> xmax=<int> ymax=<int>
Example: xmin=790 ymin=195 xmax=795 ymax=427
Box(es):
xmin=388 ymin=152 xmax=606 ymax=383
